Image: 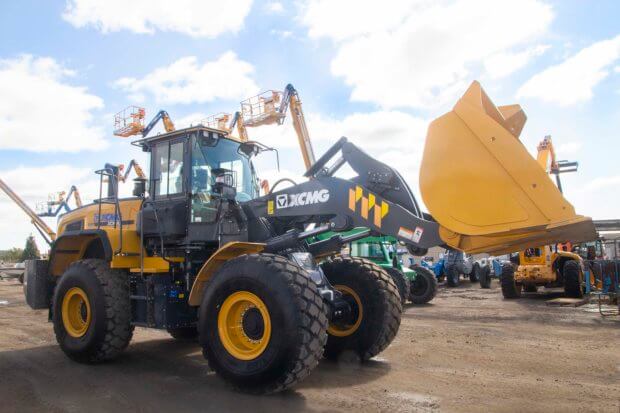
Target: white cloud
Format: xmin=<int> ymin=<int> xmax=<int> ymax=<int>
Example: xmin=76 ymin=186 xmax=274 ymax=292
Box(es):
xmin=114 ymin=52 xmax=259 ymax=105
xmin=265 ymin=2 xmax=284 ymax=13
xmin=300 ymin=0 xmax=553 ymax=109
xmin=174 ymin=112 xmax=208 ymax=129
xmin=518 ymin=34 xmax=620 ymax=106
xmin=0 ymin=55 xmax=106 ymax=152
xmin=484 ymin=45 xmax=550 ymax=79
xmin=270 ymin=29 xmax=293 ymax=39
xmin=63 ymin=0 xmax=253 ymax=38
xmin=556 ymin=141 xmax=582 ymax=155
xmin=585 ymin=175 xmax=620 ymax=192
xmin=248 ymin=109 xmax=429 ymax=201
xmin=246 ymin=110 xmax=427 ymax=151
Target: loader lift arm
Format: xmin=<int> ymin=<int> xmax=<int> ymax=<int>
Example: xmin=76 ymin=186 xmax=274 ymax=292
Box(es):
xmin=0 ymin=178 xmax=55 ymax=245
xmin=249 ymin=81 xmax=596 ymax=257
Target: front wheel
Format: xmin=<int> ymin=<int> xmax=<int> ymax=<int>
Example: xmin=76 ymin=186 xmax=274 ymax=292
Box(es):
xmin=52 ymin=259 xmax=133 ymax=363
xmin=198 ymin=254 xmax=328 ymax=394
xmin=500 ymin=264 xmax=521 ymax=299
xmin=321 ymin=257 xmax=402 ymax=361
xmin=409 ymin=265 xmax=438 ymax=304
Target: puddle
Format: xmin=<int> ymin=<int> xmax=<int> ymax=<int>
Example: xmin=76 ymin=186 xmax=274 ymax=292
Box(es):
xmin=0 ymin=300 xmax=8 ymax=306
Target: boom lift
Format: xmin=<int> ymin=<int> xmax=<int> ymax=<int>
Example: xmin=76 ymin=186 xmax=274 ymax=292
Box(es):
xmin=39 ymin=186 xmax=83 ymax=217
xmin=17 ymin=81 xmax=595 ymax=394
xmin=113 ymin=106 xmax=175 ymax=137
xmin=230 ymin=84 xmax=316 ymax=168
xmin=500 ymin=135 xmax=587 ymax=298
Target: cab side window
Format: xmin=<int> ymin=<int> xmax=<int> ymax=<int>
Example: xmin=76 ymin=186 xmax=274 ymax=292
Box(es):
xmin=153 ymin=140 xmax=184 ymax=197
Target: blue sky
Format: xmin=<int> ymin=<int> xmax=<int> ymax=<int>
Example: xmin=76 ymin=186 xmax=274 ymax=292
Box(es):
xmin=0 ymin=0 xmax=619 ymax=250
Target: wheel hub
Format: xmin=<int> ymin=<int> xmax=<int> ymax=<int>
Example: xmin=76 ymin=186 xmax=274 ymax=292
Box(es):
xmin=327 ymin=285 xmax=363 ymax=337
xmin=217 ymin=291 xmax=272 ymax=360
xmin=61 ymin=287 xmax=91 ymax=338
xmin=241 ymin=307 xmax=265 ymax=341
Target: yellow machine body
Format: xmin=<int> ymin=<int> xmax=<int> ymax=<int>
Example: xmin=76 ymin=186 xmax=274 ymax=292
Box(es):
xmin=420 ymin=81 xmax=596 ymax=255
xmin=50 ymin=199 xmax=174 ymax=277
xmin=514 ymin=246 xmax=582 ymax=285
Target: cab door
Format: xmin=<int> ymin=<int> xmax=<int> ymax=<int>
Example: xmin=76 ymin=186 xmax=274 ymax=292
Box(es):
xmin=150 ymin=137 xmax=189 ymax=239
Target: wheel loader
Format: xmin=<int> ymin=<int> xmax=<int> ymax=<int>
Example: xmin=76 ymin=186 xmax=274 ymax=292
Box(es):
xmin=13 ymin=81 xmax=596 ymax=393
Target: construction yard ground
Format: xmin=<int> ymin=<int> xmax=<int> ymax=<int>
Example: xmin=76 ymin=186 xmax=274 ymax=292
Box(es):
xmin=0 ymin=277 xmax=618 ymax=413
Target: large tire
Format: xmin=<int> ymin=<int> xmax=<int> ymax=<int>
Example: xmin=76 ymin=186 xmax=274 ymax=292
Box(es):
xmin=198 ymin=253 xmax=328 ymax=394
xmin=52 ymin=259 xmax=133 ymax=363
xmin=384 ymin=267 xmax=410 ymax=304
xmin=563 ymin=260 xmax=583 ymax=298
xmin=446 ymin=266 xmax=459 ymax=287
xmin=167 ymin=326 xmax=198 ymax=340
xmin=500 ymin=264 xmax=521 ymax=299
xmin=478 ymin=265 xmax=492 ymax=289
xmin=409 ymin=265 xmax=438 ymax=304
xmin=469 ymin=263 xmax=480 ymax=282
xmin=320 ymin=257 xmax=402 ymax=361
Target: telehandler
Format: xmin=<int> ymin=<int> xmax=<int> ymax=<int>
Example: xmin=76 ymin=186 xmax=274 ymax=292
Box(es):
xmin=10 ymin=81 xmax=595 ymax=393
xmin=500 ymin=136 xmax=587 ymax=299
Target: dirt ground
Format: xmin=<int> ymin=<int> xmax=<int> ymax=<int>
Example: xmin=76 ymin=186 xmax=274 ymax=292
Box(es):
xmin=0 ymin=277 xmax=618 ymax=413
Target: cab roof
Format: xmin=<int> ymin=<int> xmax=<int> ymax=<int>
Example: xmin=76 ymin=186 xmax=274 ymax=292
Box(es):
xmin=132 ymin=125 xmax=244 ymax=149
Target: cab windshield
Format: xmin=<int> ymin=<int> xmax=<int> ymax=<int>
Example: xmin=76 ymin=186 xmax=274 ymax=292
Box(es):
xmin=190 ymin=135 xmax=259 ymax=223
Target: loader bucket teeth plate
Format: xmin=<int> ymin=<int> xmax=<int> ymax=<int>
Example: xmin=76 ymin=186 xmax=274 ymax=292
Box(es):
xmin=420 ymin=81 xmax=596 ymax=253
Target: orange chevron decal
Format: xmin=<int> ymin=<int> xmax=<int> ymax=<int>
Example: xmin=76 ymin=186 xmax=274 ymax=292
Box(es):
xmin=348 ymin=185 xmax=389 ymax=228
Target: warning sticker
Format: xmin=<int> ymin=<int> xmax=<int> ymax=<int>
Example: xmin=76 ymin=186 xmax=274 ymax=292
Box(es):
xmin=398 ymin=227 xmax=414 ymax=240
xmin=412 ymin=227 xmax=424 ymax=243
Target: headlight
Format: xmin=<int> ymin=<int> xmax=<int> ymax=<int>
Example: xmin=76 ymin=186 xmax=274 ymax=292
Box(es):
xmin=289 ymin=252 xmax=324 ymax=285
xmin=289 ymin=252 xmax=318 ymax=270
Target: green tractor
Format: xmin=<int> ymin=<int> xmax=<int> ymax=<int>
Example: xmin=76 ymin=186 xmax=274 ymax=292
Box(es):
xmin=327 ymin=229 xmax=437 ymax=304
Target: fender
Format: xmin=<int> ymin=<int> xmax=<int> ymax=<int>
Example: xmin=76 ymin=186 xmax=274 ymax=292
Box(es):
xmin=188 ymin=242 xmax=265 ymax=306
xmin=48 ymin=229 xmax=112 ymax=276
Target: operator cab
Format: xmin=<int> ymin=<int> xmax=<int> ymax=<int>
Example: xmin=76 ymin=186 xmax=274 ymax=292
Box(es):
xmin=135 ymin=126 xmax=263 ymax=247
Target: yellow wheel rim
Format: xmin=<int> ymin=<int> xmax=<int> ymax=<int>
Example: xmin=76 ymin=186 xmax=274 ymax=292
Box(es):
xmin=328 ymin=285 xmax=363 ymax=337
xmin=62 ymin=287 xmax=91 ymax=338
xmin=217 ymin=291 xmax=272 ymax=361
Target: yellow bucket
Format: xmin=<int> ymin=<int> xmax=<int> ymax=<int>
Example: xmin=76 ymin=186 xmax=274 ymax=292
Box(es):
xmin=420 ymin=81 xmax=596 ymax=255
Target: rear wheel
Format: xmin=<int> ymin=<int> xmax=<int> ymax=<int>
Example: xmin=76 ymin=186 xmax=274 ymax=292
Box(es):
xmin=384 ymin=267 xmax=410 ymax=304
xmin=500 ymin=264 xmax=521 ymax=299
xmin=469 ymin=263 xmax=480 ymax=282
xmin=409 ymin=265 xmax=438 ymax=304
xmin=479 ymin=265 xmax=492 ymax=289
xmin=198 ymin=253 xmax=328 ymax=394
xmin=321 ymin=257 xmax=401 ymax=361
xmin=52 ymin=259 xmax=133 ymax=363
xmin=563 ymin=260 xmax=583 ymax=298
